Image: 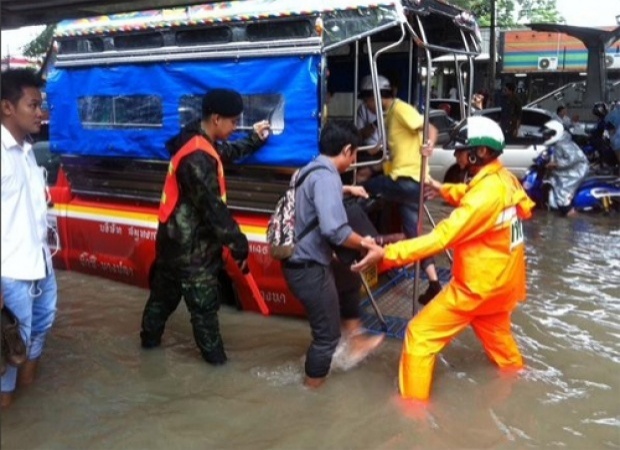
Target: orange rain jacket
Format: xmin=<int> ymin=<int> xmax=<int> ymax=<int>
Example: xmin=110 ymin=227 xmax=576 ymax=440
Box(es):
xmin=383 ymin=159 xmax=535 ymax=314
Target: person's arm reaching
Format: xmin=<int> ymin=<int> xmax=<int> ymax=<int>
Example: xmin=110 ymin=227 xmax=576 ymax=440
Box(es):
xmin=217 ymin=120 xmax=270 ymax=162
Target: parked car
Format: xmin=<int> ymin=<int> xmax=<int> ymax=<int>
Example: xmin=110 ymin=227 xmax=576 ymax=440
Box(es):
xmin=429 ymin=98 xmax=479 ymax=122
xmin=429 ymin=106 xmax=552 ymax=182
xmin=428 ymin=108 xmax=458 ymax=145
xmin=475 ymin=106 xmax=557 ymax=140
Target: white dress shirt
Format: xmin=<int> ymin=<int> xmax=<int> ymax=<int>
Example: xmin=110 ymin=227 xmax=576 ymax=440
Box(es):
xmin=356 ymin=104 xmax=379 ymax=147
xmin=1 ymin=125 xmax=51 ymax=280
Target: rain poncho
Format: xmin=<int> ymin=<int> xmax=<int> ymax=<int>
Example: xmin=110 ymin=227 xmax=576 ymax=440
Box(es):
xmin=547 ymin=131 xmax=589 ymax=208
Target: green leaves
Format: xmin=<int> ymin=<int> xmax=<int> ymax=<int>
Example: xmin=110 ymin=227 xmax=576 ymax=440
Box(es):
xmin=23 ymin=24 xmax=55 ymax=58
xmin=450 ymin=0 xmax=563 ymax=27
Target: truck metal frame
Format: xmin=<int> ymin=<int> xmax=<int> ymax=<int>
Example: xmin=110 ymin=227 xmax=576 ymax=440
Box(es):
xmin=46 ymin=0 xmax=480 ymax=324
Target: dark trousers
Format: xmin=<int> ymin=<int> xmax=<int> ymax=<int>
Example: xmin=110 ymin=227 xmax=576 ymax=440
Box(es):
xmin=283 ymin=261 xmax=361 ymax=378
xmin=141 ymin=263 xmax=223 ymax=359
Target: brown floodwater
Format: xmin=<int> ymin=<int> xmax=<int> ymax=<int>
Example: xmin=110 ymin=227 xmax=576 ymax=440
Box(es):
xmin=1 ymin=207 xmax=619 ymax=449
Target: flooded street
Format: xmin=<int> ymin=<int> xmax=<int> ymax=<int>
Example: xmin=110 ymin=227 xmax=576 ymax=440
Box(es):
xmin=1 ymin=207 xmax=619 ymax=449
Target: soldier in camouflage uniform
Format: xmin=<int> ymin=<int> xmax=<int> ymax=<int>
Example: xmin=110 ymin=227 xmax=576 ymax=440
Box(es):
xmin=140 ymin=89 xmax=270 ymax=365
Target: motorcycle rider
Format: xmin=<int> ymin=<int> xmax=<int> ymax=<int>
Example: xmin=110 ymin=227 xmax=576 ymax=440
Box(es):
xmin=590 ymin=101 xmax=608 ymax=146
xmin=605 ymin=106 xmax=620 ymax=171
xmin=543 ymin=120 xmax=589 ymax=217
xmin=590 ymin=102 xmax=618 ymax=170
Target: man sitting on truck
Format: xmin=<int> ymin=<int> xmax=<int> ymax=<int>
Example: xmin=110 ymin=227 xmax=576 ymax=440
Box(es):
xmin=359 ymin=75 xmax=443 ymax=305
xmin=140 ymin=88 xmax=271 ymax=365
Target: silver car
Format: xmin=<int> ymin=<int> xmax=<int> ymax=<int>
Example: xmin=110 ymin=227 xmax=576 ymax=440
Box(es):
xmin=429 ymin=106 xmax=553 ymax=182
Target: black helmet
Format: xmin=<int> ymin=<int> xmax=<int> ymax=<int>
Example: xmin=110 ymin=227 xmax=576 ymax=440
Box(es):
xmin=592 ymin=102 xmax=608 ymax=119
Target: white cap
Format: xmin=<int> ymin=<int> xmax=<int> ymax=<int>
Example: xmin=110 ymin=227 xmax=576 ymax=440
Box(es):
xmin=360 ymin=75 xmax=391 ymax=92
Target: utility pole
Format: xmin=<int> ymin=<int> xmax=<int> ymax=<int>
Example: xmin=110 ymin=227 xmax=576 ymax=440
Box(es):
xmin=488 ymin=0 xmax=497 ymax=106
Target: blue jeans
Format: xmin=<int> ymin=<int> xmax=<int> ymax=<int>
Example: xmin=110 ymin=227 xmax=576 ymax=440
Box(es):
xmin=363 ymin=175 xmax=435 ymax=269
xmin=1 ymin=270 xmax=57 ymax=393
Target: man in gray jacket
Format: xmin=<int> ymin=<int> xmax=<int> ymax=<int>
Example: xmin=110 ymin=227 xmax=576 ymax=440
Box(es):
xmin=282 ymin=121 xmax=385 ymax=389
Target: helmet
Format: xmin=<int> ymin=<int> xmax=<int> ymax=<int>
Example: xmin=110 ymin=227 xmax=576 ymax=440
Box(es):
xmin=541 ymin=120 xmax=564 ymax=146
xmin=452 ymin=116 xmax=505 ymax=154
xmin=359 ymin=75 xmax=391 ymax=98
xmin=592 ymin=101 xmax=608 ymax=118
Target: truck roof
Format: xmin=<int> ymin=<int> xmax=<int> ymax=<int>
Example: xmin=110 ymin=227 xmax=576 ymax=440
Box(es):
xmin=55 ymin=0 xmax=399 ymax=38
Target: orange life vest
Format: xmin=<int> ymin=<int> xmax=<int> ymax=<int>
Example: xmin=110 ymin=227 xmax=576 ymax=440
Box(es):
xmin=158 ymin=136 xmax=227 ymax=223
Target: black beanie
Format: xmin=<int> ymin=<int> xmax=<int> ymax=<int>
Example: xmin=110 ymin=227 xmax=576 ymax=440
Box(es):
xmin=202 ymin=88 xmax=244 ymax=117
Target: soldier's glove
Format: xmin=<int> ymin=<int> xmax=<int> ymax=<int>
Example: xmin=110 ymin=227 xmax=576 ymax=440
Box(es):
xmin=230 ymin=233 xmax=249 ymax=272
xmin=231 ymin=245 xmax=248 ymax=262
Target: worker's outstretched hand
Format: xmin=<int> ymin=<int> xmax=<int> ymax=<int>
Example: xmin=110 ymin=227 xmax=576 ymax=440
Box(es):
xmin=424 ymin=176 xmax=442 ymax=200
xmin=351 ymin=238 xmax=385 ymax=273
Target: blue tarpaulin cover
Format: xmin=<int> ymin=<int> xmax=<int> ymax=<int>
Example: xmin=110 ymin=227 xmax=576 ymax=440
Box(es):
xmin=47 ymin=55 xmax=320 ymax=166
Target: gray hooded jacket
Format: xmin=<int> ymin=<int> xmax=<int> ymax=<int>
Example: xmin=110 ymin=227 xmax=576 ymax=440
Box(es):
xmin=548 ymin=131 xmax=589 ymax=208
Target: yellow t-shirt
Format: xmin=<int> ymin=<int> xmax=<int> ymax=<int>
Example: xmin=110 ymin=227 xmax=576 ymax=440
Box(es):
xmin=385 ymin=99 xmax=426 ymax=182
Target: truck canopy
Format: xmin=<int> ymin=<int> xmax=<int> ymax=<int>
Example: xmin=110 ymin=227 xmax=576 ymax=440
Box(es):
xmin=48 ymin=0 xmax=404 ymax=164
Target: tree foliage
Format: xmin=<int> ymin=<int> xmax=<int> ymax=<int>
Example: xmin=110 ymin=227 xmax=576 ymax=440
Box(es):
xmin=450 ymin=0 xmax=564 ymax=27
xmin=23 ymin=25 xmax=56 ymax=58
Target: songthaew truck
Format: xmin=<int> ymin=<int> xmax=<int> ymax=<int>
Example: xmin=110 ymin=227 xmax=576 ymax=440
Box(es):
xmin=45 ymin=0 xmax=481 ymax=332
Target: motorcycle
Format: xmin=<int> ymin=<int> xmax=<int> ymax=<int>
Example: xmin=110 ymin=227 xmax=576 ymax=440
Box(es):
xmin=521 ymin=148 xmax=620 ymax=213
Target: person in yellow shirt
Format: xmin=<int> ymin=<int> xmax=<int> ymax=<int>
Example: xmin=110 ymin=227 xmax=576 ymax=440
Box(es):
xmin=360 ymin=75 xmax=441 ymax=305
xmin=354 ymin=116 xmax=535 ymax=401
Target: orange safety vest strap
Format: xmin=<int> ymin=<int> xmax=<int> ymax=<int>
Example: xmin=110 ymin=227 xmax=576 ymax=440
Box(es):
xmin=158 ymin=136 xmax=227 ymax=223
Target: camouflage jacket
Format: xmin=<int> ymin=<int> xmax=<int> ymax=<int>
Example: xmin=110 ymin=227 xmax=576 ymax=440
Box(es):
xmin=155 ymin=120 xmax=264 ymax=281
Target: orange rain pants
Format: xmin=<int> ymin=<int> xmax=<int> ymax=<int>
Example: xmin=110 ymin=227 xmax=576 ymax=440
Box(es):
xmin=382 ymin=159 xmax=535 ymax=401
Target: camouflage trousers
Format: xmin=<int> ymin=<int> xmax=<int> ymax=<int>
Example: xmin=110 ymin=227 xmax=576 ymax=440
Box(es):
xmin=140 ymin=263 xmax=223 ymax=360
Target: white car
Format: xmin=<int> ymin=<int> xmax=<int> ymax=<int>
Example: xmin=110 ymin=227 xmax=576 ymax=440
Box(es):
xmin=429 ymin=106 xmax=552 ymax=182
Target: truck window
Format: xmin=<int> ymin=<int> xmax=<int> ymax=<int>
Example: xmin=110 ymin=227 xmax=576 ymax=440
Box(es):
xmin=176 ymin=26 xmax=232 ymax=46
xmin=58 ymin=37 xmax=104 ymax=54
xmin=246 ymin=20 xmax=313 ymax=41
xmin=114 ymin=32 xmax=164 ymax=50
xmin=179 ymin=93 xmax=285 ymax=135
xmin=78 ymin=95 xmax=163 ymax=129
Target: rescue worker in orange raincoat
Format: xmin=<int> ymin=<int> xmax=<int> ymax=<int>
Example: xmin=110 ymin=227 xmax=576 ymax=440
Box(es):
xmin=353 ymin=116 xmax=535 ymax=401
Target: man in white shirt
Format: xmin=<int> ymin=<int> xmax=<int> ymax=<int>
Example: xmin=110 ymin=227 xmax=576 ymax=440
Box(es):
xmin=448 ymin=86 xmax=458 ymax=100
xmin=355 ymin=75 xmax=386 ymax=183
xmin=1 ymin=68 xmax=57 ymax=409
xmin=556 ymin=106 xmax=572 ymax=129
